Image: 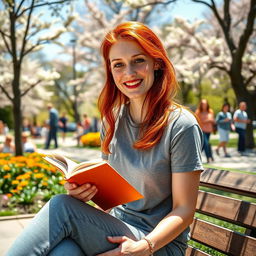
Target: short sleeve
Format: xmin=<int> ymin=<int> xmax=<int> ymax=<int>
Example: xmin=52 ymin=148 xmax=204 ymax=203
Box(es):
xmin=170 ymin=124 xmax=204 ymax=173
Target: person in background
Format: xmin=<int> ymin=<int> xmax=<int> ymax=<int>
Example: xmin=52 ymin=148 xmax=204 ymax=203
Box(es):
xmin=21 ymin=132 xmax=37 ymax=153
xmin=82 ymin=113 xmax=91 ymax=135
xmin=0 ymin=120 xmax=4 ymax=135
xmin=59 ymin=112 xmax=68 ymax=143
xmin=7 ymin=21 xmax=203 ymax=256
xmin=195 ymin=99 xmax=215 ymax=163
xmin=0 ymin=134 xmax=15 ymax=153
xmin=215 ymin=103 xmax=232 ymax=157
xmin=45 ymin=103 xmax=59 ymax=149
xmin=233 ymin=101 xmax=250 ymax=155
xmin=74 ymin=121 xmax=85 ymax=146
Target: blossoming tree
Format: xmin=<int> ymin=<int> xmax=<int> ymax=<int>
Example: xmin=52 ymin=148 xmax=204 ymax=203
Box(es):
xmin=0 ymin=0 xmax=74 ymax=155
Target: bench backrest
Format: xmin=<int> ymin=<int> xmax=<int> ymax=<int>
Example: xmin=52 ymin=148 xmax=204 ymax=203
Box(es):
xmin=186 ymin=168 xmax=256 ymax=256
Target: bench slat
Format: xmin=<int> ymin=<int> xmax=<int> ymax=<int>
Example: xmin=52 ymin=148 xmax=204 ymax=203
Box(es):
xmin=200 ymin=168 xmax=256 ymax=198
xmin=190 ymin=218 xmax=256 ymax=256
xmin=186 ymin=246 xmax=210 ymax=256
xmin=196 ymin=190 xmax=256 ymax=229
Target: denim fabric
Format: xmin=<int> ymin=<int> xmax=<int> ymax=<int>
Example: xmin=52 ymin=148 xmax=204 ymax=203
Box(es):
xmin=45 ymin=127 xmax=58 ymax=149
xmin=202 ymin=132 xmax=212 ymax=158
xmin=235 ymin=127 xmax=246 ymax=152
xmin=6 ymin=194 xmax=187 ymax=256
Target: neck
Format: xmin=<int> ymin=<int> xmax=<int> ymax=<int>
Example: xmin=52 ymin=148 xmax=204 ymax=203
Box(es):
xmin=129 ymin=99 xmax=148 ymax=124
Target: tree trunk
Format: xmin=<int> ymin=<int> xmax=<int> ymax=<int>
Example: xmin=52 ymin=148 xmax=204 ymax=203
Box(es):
xmin=72 ymin=99 xmax=80 ymax=124
xmin=12 ymin=66 xmax=23 ymax=156
xmin=230 ymin=69 xmax=255 ymax=149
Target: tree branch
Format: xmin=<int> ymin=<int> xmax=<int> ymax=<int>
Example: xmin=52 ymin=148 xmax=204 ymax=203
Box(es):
xmin=236 ymin=0 xmax=256 ymax=62
xmin=209 ymin=63 xmax=229 ymax=73
xmin=15 ymin=0 xmax=26 ymax=15
xmin=17 ymin=0 xmax=71 ymax=18
xmin=192 ymin=0 xmax=236 ymax=53
xmin=20 ymin=0 xmax=35 ymax=61
xmin=21 ymin=80 xmax=42 ymax=97
xmin=0 ymin=84 xmax=13 ymax=102
xmin=0 ymin=29 xmax=12 ymax=55
xmin=245 ymin=71 xmax=256 ymax=87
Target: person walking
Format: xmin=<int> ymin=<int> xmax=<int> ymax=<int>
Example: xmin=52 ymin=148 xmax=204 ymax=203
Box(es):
xmin=215 ymin=103 xmax=232 ymax=157
xmin=45 ymin=103 xmax=59 ymax=149
xmin=59 ymin=112 xmax=68 ymax=143
xmin=195 ymin=99 xmax=215 ymax=163
xmin=233 ymin=101 xmax=250 ymax=155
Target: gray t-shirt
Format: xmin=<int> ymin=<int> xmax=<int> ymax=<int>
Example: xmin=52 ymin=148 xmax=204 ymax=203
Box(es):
xmin=102 ymin=104 xmax=203 ymax=248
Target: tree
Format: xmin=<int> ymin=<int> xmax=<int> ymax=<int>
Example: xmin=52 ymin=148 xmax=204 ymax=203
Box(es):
xmin=0 ymin=0 xmax=74 ymax=155
xmin=191 ymin=0 xmax=256 ymax=147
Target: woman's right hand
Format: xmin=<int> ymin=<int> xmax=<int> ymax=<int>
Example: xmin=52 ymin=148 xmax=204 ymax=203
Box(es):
xmin=64 ymin=182 xmax=98 ymax=203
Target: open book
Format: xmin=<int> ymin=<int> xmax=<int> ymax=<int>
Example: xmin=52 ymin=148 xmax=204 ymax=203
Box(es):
xmin=43 ymin=154 xmax=144 ymax=210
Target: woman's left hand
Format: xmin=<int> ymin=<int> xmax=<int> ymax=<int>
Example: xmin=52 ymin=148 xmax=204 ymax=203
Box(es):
xmin=96 ymin=236 xmax=149 ymax=256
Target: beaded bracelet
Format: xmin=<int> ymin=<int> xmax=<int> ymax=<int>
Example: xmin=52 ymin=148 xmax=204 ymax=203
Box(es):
xmin=143 ymin=237 xmax=154 ymax=255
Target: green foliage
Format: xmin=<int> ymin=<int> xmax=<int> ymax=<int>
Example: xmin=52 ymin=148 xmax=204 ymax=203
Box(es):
xmin=0 ymin=106 xmax=13 ymax=129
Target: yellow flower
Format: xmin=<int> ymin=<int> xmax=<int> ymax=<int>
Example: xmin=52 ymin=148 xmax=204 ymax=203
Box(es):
xmin=12 ymin=180 xmax=19 ymax=185
xmin=3 ymin=165 xmax=11 ymax=171
xmin=42 ymin=181 xmax=48 ymax=186
xmin=34 ymin=173 xmax=44 ymax=179
xmin=59 ymin=180 xmax=66 ymax=185
xmin=20 ymin=180 xmax=29 ymax=187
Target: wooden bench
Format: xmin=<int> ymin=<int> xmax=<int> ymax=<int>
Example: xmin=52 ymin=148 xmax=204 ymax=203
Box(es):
xmin=186 ymin=168 xmax=256 ymax=256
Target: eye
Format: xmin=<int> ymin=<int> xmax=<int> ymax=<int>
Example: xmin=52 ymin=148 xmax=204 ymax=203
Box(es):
xmin=113 ymin=62 xmax=124 ymax=68
xmin=134 ymin=58 xmax=145 ymax=64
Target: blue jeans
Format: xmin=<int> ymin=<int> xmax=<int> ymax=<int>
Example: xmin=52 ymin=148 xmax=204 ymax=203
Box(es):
xmin=202 ymin=132 xmax=212 ymax=159
xmin=45 ymin=127 xmax=58 ymax=149
xmin=6 ymin=195 xmax=185 ymax=256
xmin=235 ymin=127 xmax=246 ymax=152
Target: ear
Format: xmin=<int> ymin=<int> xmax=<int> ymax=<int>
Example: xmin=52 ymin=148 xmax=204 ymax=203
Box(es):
xmin=154 ymin=62 xmax=160 ymax=70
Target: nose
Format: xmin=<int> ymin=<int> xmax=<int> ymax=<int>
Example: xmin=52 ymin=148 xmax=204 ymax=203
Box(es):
xmin=125 ymin=64 xmax=136 ymax=76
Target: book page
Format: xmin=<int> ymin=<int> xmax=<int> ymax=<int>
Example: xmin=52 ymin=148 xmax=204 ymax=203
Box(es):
xmin=71 ymin=160 xmax=105 ymax=176
xmin=51 ymin=154 xmax=78 ymax=173
xmin=44 ymin=156 xmax=68 ymax=176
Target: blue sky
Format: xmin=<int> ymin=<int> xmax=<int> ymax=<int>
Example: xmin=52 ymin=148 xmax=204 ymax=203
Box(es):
xmin=41 ymin=0 xmax=211 ymax=60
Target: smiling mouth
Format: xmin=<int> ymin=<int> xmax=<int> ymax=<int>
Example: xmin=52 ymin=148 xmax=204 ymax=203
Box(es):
xmin=123 ymin=79 xmax=143 ymax=89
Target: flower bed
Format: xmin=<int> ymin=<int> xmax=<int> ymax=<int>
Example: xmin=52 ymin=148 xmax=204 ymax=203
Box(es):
xmin=0 ymin=153 xmax=65 ymax=215
xmin=80 ymin=132 xmax=101 ymax=147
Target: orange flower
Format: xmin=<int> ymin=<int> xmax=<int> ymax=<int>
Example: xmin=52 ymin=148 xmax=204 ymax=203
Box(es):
xmin=3 ymin=174 xmax=11 ymax=179
xmin=6 ymin=193 xmax=12 ymax=198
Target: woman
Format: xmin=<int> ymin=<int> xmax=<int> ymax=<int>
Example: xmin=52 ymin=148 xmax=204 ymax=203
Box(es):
xmin=7 ymin=22 xmax=203 ymax=256
xmin=195 ymin=99 xmax=215 ymax=163
xmin=215 ymin=103 xmax=232 ymax=157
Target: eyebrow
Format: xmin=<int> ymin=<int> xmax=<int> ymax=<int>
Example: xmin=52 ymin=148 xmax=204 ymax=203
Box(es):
xmin=110 ymin=53 xmax=146 ymax=62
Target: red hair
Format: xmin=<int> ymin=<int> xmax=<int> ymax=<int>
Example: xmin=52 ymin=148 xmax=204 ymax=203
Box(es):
xmin=98 ymin=21 xmax=179 ymax=154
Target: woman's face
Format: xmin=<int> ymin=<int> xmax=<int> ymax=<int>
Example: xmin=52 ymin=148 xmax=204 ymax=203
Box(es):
xmin=201 ymin=100 xmax=208 ymax=111
xmin=109 ymin=39 xmax=156 ymax=104
xmin=223 ymin=105 xmax=229 ymax=112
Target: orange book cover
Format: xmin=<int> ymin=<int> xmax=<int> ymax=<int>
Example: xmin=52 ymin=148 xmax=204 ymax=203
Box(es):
xmin=43 ymin=154 xmax=144 ymax=210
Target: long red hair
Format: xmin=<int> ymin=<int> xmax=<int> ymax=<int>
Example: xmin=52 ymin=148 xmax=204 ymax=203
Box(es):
xmin=98 ymin=21 xmax=179 ymax=154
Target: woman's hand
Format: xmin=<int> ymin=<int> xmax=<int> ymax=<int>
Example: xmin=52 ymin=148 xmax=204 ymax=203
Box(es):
xmin=64 ymin=182 xmax=98 ymax=203
xmin=96 ymin=236 xmax=149 ymax=256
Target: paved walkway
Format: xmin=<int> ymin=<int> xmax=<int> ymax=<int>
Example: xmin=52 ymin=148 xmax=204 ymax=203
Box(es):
xmin=1 ymin=135 xmax=255 ymax=255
